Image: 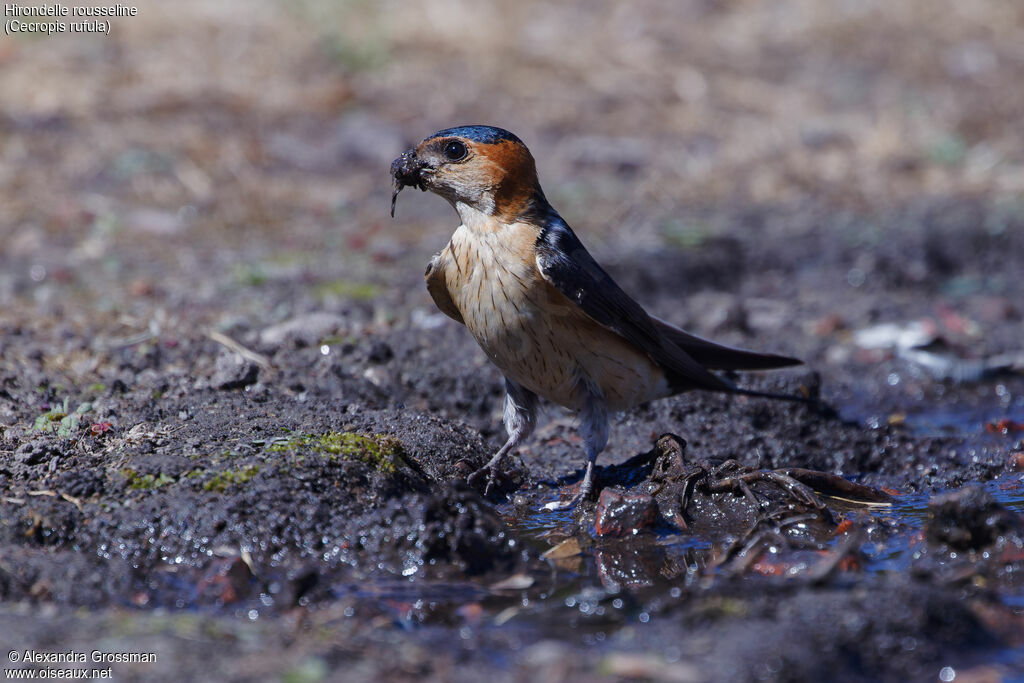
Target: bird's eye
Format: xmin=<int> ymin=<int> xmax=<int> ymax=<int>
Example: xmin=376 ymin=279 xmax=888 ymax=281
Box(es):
xmin=443 ymin=140 xmax=468 ymax=161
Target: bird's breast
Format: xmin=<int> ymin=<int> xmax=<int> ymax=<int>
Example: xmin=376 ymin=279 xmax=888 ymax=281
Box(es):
xmin=447 ymin=223 xmax=544 ymax=348
xmin=447 ymin=223 xmax=577 ymax=398
xmin=444 ymin=222 xmax=668 ymax=411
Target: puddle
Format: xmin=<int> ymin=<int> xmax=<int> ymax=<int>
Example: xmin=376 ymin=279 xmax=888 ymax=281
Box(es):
xmin=489 ymin=474 xmax=1024 ymax=621
xmin=839 ymin=384 xmax=1024 ymax=438
xmin=902 ymin=406 xmax=1024 ymax=438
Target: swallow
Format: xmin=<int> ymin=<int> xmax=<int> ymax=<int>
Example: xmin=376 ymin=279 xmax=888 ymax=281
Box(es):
xmin=391 ymin=125 xmax=805 ymax=509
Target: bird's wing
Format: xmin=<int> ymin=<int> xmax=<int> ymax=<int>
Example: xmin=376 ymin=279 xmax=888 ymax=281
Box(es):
xmin=424 ymin=247 xmax=464 ymax=324
xmin=651 ymin=316 xmax=802 ymax=370
xmin=534 ymin=218 xmax=733 ymax=393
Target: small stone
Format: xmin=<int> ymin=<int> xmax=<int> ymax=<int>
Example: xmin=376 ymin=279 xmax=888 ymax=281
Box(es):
xmin=926 ymin=486 xmax=1024 ymax=551
xmin=198 ymin=557 xmax=255 ymax=605
xmin=593 ymin=488 xmax=660 ymax=538
xmin=542 ymin=537 xmax=582 ymax=560
xmin=210 ymin=352 xmax=259 ymax=390
xmin=15 ymin=440 xmax=59 ymax=466
xmin=367 ymin=341 xmax=394 ymax=364
xmin=259 ymin=312 xmax=347 ymax=349
xmin=1008 ymin=452 xmax=1024 ymax=471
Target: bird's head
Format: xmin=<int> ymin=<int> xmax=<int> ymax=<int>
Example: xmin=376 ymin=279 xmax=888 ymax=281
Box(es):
xmin=391 ymin=125 xmax=549 ymax=224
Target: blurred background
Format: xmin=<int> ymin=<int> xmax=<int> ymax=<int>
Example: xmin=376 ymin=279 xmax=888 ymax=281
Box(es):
xmin=1 ymin=0 xmax=1022 ymax=404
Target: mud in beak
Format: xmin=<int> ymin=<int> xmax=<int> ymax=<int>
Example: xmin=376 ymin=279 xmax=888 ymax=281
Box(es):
xmin=390 ymin=148 xmax=428 ymax=217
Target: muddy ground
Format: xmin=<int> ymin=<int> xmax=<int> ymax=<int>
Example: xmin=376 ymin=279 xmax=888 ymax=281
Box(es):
xmin=2 ymin=1 xmax=1024 ymax=681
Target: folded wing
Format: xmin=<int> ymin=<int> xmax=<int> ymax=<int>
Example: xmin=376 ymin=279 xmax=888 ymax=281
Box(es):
xmin=651 ymin=316 xmax=801 ymax=370
xmin=425 ymin=248 xmax=464 ymax=324
xmin=534 ymin=217 xmax=799 ymax=394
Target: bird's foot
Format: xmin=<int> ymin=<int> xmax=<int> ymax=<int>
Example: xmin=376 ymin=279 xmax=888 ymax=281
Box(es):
xmin=461 ymin=463 xmax=493 ymax=494
xmin=473 ymin=467 xmax=499 ymax=496
xmin=542 ymin=492 xmax=583 ymax=511
xmin=461 ymin=459 xmax=513 ymax=498
xmin=542 ymin=478 xmax=594 ymax=512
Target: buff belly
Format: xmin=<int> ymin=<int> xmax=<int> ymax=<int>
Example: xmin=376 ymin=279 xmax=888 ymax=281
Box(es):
xmin=446 ymin=225 xmax=670 ymax=412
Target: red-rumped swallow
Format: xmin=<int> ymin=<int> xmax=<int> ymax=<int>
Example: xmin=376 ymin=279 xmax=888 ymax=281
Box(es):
xmin=392 ymin=125 xmax=803 ymax=509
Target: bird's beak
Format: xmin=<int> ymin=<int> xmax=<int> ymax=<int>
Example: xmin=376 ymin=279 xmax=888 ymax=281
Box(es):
xmin=390 ymin=148 xmax=428 ymax=217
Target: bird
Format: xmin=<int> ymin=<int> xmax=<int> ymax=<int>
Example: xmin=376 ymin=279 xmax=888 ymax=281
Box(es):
xmin=391 ymin=125 xmax=804 ymax=510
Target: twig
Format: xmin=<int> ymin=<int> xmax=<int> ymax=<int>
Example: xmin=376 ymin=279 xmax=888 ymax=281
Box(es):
xmin=207 ymin=329 xmax=272 ymax=369
xmin=26 ymin=489 xmax=85 ymax=513
xmin=107 ymin=331 xmax=156 ymax=349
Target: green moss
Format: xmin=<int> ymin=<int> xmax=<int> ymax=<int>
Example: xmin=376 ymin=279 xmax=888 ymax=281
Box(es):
xmin=313 ymin=279 xmax=381 ymax=301
xmin=287 ymin=0 xmax=392 ymax=73
xmin=928 ymin=133 xmax=967 ymax=165
xmin=121 ymin=469 xmax=175 ymax=490
xmin=34 ymin=404 xmax=67 ymax=431
xmin=34 ymin=398 xmax=91 ymax=437
xmin=202 ymin=465 xmax=261 ymax=492
xmin=660 ymin=219 xmax=712 ymax=250
xmin=268 ymin=431 xmax=403 ymax=474
xmin=317 ymin=334 xmax=348 ymax=347
xmin=282 ymin=656 xmax=329 ymax=683
xmin=232 ymin=262 xmax=268 ymax=286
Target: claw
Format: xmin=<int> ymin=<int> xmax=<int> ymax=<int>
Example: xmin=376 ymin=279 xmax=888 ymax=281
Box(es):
xmin=543 ymin=488 xmax=587 ymax=511
xmin=467 ymin=461 xmax=514 ymax=498
xmin=466 ymin=464 xmax=495 ymax=495
xmin=543 ymin=460 xmax=595 ymax=511
xmin=483 ymin=467 xmax=498 ymax=496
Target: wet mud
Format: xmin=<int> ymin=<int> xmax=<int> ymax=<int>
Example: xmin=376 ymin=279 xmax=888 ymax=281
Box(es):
xmin=3 ymin=205 xmax=1023 ymax=680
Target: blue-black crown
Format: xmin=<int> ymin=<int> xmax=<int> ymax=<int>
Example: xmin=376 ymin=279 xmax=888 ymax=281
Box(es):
xmin=426 ymin=125 xmax=523 ymax=146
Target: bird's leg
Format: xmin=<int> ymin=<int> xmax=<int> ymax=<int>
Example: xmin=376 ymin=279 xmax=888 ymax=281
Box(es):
xmin=544 ymin=380 xmax=609 ymax=511
xmin=469 ymin=378 xmax=537 ymax=495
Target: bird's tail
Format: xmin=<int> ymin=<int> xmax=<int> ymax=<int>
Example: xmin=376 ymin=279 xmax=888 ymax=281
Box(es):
xmin=652 ymin=316 xmax=801 ymax=371
xmin=651 ymin=317 xmax=835 ymax=414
